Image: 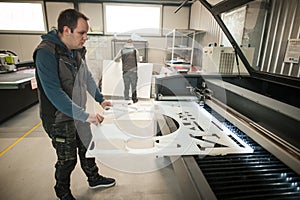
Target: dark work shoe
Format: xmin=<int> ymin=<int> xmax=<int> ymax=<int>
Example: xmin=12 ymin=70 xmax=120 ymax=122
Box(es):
xmin=89 ymin=176 xmax=116 ymax=189
xmin=133 ymin=99 xmax=138 ymax=103
xmin=58 ymin=193 xmax=76 ymax=200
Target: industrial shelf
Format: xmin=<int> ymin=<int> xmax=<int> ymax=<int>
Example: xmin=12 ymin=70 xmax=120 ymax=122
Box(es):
xmin=165 ymin=29 xmax=196 ymax=72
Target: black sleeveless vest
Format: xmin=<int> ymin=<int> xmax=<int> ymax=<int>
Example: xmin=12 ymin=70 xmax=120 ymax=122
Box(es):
xmin=121 ymin=48 xmax=137 ymax=72
xmin=33 ymin=41 xmax=87 ymax=124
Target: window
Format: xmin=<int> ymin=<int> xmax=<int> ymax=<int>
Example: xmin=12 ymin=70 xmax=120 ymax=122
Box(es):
xmin=104 ymin=3 xmax=162 ymax=35
xmin=0 ymin=1 xmax=46 ymax=33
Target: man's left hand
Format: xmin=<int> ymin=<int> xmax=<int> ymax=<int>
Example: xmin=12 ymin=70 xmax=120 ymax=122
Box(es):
xmin=101 ymin=100 xmax=112 ymax=110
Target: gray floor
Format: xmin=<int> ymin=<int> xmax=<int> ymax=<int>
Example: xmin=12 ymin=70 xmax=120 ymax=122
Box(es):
xmin=0 ymin=104 xmax=183 ymax=200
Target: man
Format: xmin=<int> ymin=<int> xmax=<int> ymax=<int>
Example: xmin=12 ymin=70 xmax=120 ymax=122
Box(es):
xmin=115 ymin=39 xmax=139 ymax=103
xmin=33 ymin=9 xmax=115 ymax=200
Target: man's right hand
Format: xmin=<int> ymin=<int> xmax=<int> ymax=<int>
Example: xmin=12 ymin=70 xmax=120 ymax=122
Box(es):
xmin=86 ymin=113 xmax=104 ymax=126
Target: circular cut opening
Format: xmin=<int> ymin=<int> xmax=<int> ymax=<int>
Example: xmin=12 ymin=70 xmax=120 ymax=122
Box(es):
xmin=114 ymin=111 xmax=179 ymax=138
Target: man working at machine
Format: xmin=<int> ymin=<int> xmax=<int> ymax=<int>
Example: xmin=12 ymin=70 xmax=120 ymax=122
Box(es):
xmin=34 ymin=9 xmax=115 ymax=200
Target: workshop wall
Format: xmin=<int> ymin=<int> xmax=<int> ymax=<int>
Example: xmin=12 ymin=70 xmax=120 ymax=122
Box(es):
xmin=0 ymin=34 xmax=41 ymax=62
xmin=190 ymin=1 xmax=221 ymax=48
xmin=0 ymin=1 xmax=191 ymax=64
xmin=190 ymin=0 xmax=300 ymax=78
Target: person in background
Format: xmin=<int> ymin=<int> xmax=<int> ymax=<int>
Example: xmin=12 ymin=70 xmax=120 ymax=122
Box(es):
xmin=33 ymin=9 xmax=115 ymax=200
xmin=115 ymin=39 xmax=139 ymax=103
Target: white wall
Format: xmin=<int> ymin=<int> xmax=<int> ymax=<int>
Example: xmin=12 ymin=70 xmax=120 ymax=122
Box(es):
xmin=0 ymin=34 xmax=41 ymax=61
xmin=46 ymin=2 xmax=74 ymax=30
xmin=190 ymin=1 xmax=202 ymax=30
xmin=189 ymin=1 xmax=223 ymax=68
xmin=79 ymin=3 xmax=103 ymax=33
xmin=162 ymin=6 xmax=190 ymax=33
xmin=190 ymin=1 xmax=221 ymax=46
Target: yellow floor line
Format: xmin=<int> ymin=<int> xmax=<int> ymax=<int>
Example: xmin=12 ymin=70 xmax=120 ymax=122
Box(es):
xmin=0 ymin=121 xmax=42 ymax=157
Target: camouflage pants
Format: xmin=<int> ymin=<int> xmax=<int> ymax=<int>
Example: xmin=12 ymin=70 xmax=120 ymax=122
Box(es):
xmin=42 ymin=120 xmax=101 ymax=198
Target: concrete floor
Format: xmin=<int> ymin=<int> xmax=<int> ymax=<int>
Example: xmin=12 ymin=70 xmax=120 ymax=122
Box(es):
xmin=0 ymin=104 xmax=184 ymax=200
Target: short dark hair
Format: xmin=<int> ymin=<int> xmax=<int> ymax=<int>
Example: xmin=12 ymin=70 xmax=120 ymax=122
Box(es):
xmin=57 ymin=9 xmax=89 ymax=33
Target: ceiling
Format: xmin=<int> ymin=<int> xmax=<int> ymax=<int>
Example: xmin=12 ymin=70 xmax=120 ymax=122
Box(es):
xmin=75 ymin=0 xmax=194 ymax=6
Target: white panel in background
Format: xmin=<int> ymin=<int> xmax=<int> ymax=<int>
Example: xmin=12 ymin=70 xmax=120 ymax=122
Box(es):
xmin=102 ymin=60 xmax=153 ymax=99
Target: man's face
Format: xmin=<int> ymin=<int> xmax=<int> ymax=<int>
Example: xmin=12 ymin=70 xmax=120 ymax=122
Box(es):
xmin=67 ymin=18 xmax=89 ymax=49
